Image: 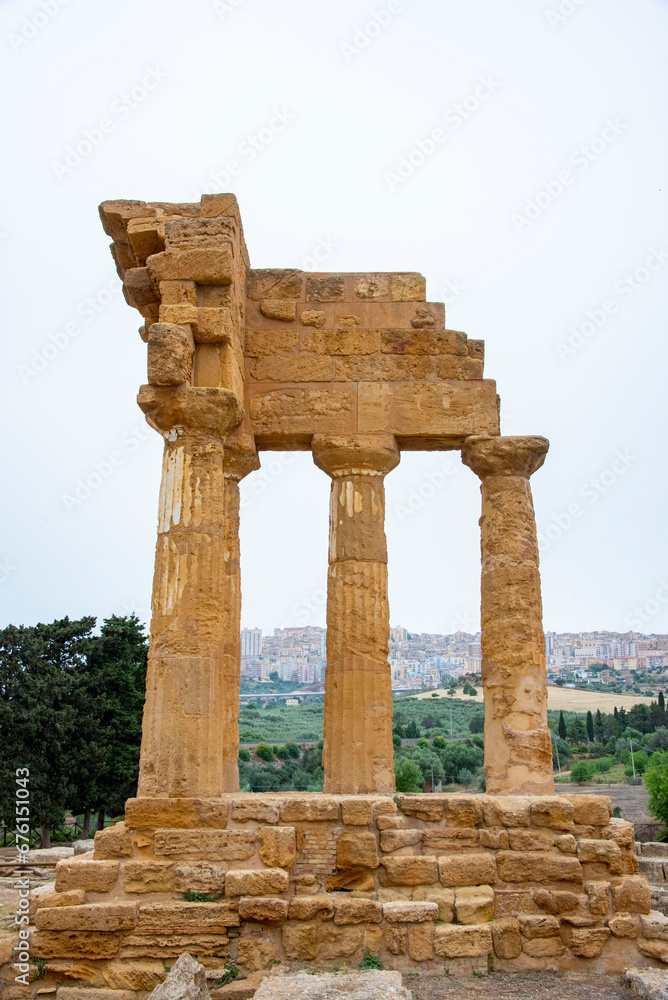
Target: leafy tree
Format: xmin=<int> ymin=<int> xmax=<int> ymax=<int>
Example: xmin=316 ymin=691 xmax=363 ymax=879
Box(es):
xmin=0 ymin=616 xmax=95 ymax=846
xmin=417 ymin=737 xmax=430 ymax=749
xmin=432 ymin=736 xmax=446 ymax=750
xmin=645 ymin=758 xmax=668 ymax=827
xmin=595 ymin=708 xmax=604 ymax=742
xmin=238 ymin=748 xmax=250 ymax=762
xmin=395 ymin=758 xmax=422 ymax=793
xmin=567 ymin=717 xmax=586 ymax=744
xmin=399 ymin=746 xmax=444 ymax=783
xmin=586 ymin=711 xmax=594 ymax=742
xmin=438 ymin=741 xmax=483 ymax=783
xmin=458 ymin=768 xmax=475 ymax=787
xmin=284 ymin=741 xmax=300 ymax=759
xmin=571 ymin=760 xmax=595 ymax=782
xmin=558 ymin=711 xmax=567 ymax=740
xmin=256 ymin=743 xmax=275 ymax=762
xmin=269 ymin=672 xmax=279 ymax=682
xmin=649 ymin=729 xmax=668 ymax=752
xmin=618 ymin=706 xmax=628 ymax=730
xmin=421 ymin=715 xmax=436 ymax=730
xmin=393 ymin=724 xmax=406 ymax=738
xmin=469 ymin=715 xmax=484 ymax=734
xmin=392 ymin=733 xmax=401 ymax=749
xmin=594 ymin=756 xmax=613 ymax=773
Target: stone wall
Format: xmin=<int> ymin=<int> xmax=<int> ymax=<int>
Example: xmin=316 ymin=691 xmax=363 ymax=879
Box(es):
xmin=15 ymin=793 xmax=668 ymax=990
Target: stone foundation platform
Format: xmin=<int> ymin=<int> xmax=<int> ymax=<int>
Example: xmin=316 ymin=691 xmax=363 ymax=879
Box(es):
xmin=10 ymin=793 xmax=668 ymax=993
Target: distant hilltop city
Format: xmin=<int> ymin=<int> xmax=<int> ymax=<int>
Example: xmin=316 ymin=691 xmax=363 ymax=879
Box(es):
xmin=240 ymin=626 xmax=668 ymax=695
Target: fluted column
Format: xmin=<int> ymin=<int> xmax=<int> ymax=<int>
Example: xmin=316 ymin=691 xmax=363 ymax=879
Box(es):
xmin=461 ymin=434 xmax=553 ymax=795
xmin=220 ymin=442 xmax=260 ymax=791
xmin=137 ymin=385 xmax=243 ymax=798
xmin=312 ymin=434 xmax=399 ymax=795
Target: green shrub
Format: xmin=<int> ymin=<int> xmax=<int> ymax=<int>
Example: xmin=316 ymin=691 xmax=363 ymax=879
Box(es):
xmin=392 ymin=734 xmax=401 ymax=749
xmin=256 ymin=743 xmax=275 ymax=762
xmin=594 ymin=756 xmax=613 ymax=773
xmin=238 ymin=748 xmax=250 ymax=762
xmin=417 ymin=737 xmax=429 ymax=749
xmin=570 ymin=760 xmax=595 ymax=782
xmin=360 ymin=949 xmax=383 ymax=970
xmin=275 ymin=746 xmax=290 ymax=760
xmin=432 ymin=736 xmax=446 ymax=749
xmin=395 ymin=758 xmax=422 ymax=792
xmin=284 ymin=741 xmax=300 ymax=758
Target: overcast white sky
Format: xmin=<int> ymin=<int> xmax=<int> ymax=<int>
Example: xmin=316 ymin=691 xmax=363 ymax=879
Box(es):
xmin=1 ymin=0 xmax=667 ymax=638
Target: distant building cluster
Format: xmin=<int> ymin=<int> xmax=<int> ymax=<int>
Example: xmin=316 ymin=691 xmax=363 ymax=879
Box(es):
xmin=545 ymin=631 xmax=668 ymax=692
xmin=240 ymin=625 xmax=482 ymax=691
xmin=240 ymin=626 xmax=326 ymax=685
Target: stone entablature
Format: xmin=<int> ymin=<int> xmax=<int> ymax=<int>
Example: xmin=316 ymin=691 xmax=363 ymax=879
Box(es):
xmin=97 ymin=193 xmax=553 ymax=799
xmin=28 ymin=794 xmax=666 ymax=981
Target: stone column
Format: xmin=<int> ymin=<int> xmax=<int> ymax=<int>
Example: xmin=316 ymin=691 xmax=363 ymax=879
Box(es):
xmin=220 ymin=441 xmax=260 ymax=791
xmin=136 ymin=385 xmax=243 ymax=798
xmin=312 ymin=434 xmax=399 ymax=795
xmin=461 ymin=434 xmax=553 ymax=796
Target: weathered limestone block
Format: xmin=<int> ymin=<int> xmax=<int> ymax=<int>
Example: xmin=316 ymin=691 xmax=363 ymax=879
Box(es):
xmin=120 ymin=934 xmax=230 ymax=960
xmin=584 ymin=881 xmax=610 ymax=915
xmin=294 ymin=874 xmax=318 ymax=895
xmin=461 ymin=436 xmax=552 ymax=796
xmin=577 ymin=839 xmax=622 ymax=872
xmin=603 ymin=817 xmax=635 ymax=850
xmin=236 ymin=937 xmax=278 ymax=971
xmin=507 ymin=828 xmax=553 ymax=852
xmin=412 ymin=886 xmax=455 ymax=921
xmin=408 ymin=923 xmax=434 ymax=961
xmin=282 ymin=921 xmax=318 ymax=961
xmin=147 ymin=953 xmax=209 ymax=1000
xmin=377 ymin=815 xmax=406 ymax=830
xmin=55 ymin=859 xmax=120 ymax=893
xmin=381 ymin=856 xmax=439 ymax=886
xmin=260 ymin=299 xmax=297 ymax=321
xmin=522 ymin=937 xmax=565 ymax=958
xmin=35 ymin=903 xmax=137 ymax=932
xmin=641 ymin=910 xmax=668 ymax=941
xmin=336 ymin=831 xmax=379 ymax=869
xmin=533 ymin=889 xmax=580 ymax=914
xmin=103 ymin=963 xmax=166 ymax=991
xmin=454 ymin=885 xmax=495 ymax=924
xmin=125 ymin=797 xmax=228 ymax=829
xmin=397 ymin=796 xmax=444 ymax=822
xmin=341 ymin=799 xmax=374 ymax=826
xmin=280 ymin=797 xmax=340 ymax=822
xmin=231 ymin=799 xmax=280 ymax=824
xmin=491 ymin=917 xmax=522 ymax=959
xmin=247 ymin=269 xmax=303 ymax=301
xmin=555 ymin=834 xmax=577 ymax=854
xmin=563 ymin=794 xmax=612 ymax=827
xmin=380 ymin=829 xmax=421 ymax=853
xmin=382 ymin=901 xmax=438 ymax=923
xmin=444 ymin=796 xmax=483 ymax=827
xmin=258 ymin=827 xmax=296 ymax=868
xmin=637 ymin=938 xmax=668 ymax=963
xmin=225 ymin=868 xmax=289 ymax=896
xmin=147 ymin=247 xmax=234 ymax=285
xmin=332 ymin=896 xmax=382 ymax=924
xmin=31 ymin=886 xmax=86 ymax=915
xmin=137 ymin=902 xmax=240 ymax=932
xmin=386 ymin=925 xmax=407 ymax=954
xmin=173 ymin=863 xmax=227 ymax=895
xmin=288 ymin=895 xmax=334 ymax=920
xmin=423 ymin=828 xmax=480 ymax=851
xmin=306 ymin=276 xmax=346 ymax=301
xmin=57 ymin=990 xmax=135 ymax=1000
xmin=496 ymin=851 xmax=583 ymax=884
xmin=364 ymin=925 xmax=384 ymax=956
xmin=433 ymin=924 xmax=493 ymax=958
xmin=530 ymin=797 xmax=575 ymax=831
xmin=299 ymin=309 xmax=326 ymax=328
xmin=612 ymin=877 xmax=652 ymax=914
xmin=317 ymin=924 xmax=365 ymax=959
xmin=154 ymin=829 xmax=255 ymax=861
xmin=147 ymin=323 xmax=195 ymax=385
xmin=123 ymin=861 xmax=176 ymax=893
xmin=608 ymin=913 xmax=637 ymax=937
xmin=482 ymin=796 xmax=531 ymax=828
xmin=32 ymin=931 xmax=120 ymax=960
xmin=518 ymin=914 xmax=560 ymax=939
xmin=564 ymin=926 xmax=611 ymax=958
xmin=480 ymin=828 xmax=510 ymax=850
xmin=438 ymin=853 xmax=496 ymax=887
xmin=238 ymin=897 xmax=288 ymax=925
xmin=94 ymin=822 xmax=134 ymax=859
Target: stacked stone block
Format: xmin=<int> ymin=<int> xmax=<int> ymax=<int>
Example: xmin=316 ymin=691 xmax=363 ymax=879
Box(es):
xmin=23 ymin=793 xmax=666 ymax=985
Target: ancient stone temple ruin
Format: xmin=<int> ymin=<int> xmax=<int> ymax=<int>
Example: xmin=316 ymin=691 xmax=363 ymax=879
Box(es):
xmin=21 ymin=195 xmax=667 ymax=986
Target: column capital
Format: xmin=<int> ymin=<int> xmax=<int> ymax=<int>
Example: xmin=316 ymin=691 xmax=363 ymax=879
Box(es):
xmin=223 ymin=433 xmax=260 ymax=481
xmin=138 ymin=384 xmax=244 ymax=441
xmin=461 ymin=434 xmax=549 ymax=480
xmin=312 ymin=434 xmax=399 ymax=479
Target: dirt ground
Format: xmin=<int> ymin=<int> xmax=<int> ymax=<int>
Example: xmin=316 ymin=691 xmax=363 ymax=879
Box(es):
xmin=403 ymin=970 xmax=634 ymax=999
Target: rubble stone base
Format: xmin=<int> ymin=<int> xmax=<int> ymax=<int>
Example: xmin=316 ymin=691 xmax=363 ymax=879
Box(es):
xmin=4 ymin=793 xmax=668 ymax=998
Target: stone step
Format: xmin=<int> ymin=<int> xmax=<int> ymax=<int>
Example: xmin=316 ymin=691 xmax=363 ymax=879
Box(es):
xmin=253 ymin=973 xmax=412 ymax=1000
xmin=639 ymin=858 xmax=667 ymax=883
xmin=642 ymin=843 xmax=668 ymax=859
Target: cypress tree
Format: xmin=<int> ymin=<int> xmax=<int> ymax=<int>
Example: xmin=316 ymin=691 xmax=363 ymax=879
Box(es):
xmin=660 ymin=691 xmax=665 ymax=713
xmin=558 ymin=710 xmax=567 ymax=740
xmin=586 ymin=710 xmax=594 ymax=742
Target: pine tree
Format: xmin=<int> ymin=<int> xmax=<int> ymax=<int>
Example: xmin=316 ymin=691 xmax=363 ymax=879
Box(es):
xmin=558 ymin=710 xmax=567 ymax=740
xmin=405 ymin=719 xmax=421 ymax=739
xmin=660 ymin=691 xmax=666 ymax=713
xmin=586 ymin=710 xmax=594 ymax=742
